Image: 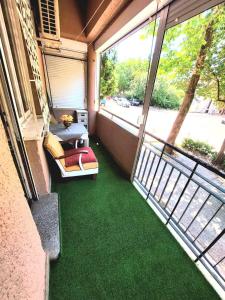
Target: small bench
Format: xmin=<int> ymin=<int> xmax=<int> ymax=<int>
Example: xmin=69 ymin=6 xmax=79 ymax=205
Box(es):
xmin=44 ymin=132 xmax=98 ymax=179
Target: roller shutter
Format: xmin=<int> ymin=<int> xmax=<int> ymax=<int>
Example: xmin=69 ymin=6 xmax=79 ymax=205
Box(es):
xmin=166 ymin=0 xmax=225 ymax=29
xmin=45 ymin=55 xmax=86 ymax=109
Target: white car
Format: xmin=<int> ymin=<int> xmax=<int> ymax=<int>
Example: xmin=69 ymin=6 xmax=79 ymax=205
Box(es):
xmin=117 ymin=98 xmax=130 ymax=107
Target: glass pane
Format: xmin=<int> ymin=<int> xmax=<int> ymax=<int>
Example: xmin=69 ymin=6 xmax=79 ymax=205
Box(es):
xmin=145 ymin=4 xmax=225 ymax=155
xmin=99 ymin=18 xmax=160 ymax=134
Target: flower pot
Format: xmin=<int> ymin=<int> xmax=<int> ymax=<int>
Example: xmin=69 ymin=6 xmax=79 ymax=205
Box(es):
xmin=63 ymin=121 xmax=72 ymax=128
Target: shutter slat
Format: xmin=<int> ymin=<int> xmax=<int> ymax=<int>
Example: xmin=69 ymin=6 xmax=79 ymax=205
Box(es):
xmin=166 ymin=0 xmax=225 ymax=29
xmin=168 ymin=0 xmax=201 ymax=22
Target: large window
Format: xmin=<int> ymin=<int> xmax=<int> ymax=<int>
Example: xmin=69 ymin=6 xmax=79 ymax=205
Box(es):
xmin=99 ymin=19 xmax=159 ymax=133
xmin=145 ymin=3 xmax=225 ymax=159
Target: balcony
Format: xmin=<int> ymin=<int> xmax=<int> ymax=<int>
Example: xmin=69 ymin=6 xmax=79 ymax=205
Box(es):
xmin=1 ymin=0 xmax=225 ymax=299
xmin=49 ymin=137 xmax=221 ymax=299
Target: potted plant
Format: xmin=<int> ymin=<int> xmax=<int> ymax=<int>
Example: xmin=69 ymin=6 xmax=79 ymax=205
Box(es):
xmin=60 ymin=114 xmax=74 ymax=128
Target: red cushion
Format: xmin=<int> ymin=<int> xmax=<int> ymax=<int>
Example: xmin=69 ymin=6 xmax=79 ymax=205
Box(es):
xmin=64 ymin=147 xmax=97 ymax=167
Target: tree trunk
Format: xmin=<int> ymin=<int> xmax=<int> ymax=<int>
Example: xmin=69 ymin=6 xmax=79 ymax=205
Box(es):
xmin=205 ymin=100 xmax=212 ymax=113
xmin=213 ymin=138 xmax=225 ymax=165
xmin=166 ymin=20 xmax=214 ymax=151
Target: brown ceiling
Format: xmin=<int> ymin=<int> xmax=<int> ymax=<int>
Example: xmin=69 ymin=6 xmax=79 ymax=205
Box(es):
xmin=31 ymin=0 xmax=132 ymax=44
xmin=77 ymin=0 xmax=132 ymax=42
xmin=77 ymin=0 xmax=88 ymax=24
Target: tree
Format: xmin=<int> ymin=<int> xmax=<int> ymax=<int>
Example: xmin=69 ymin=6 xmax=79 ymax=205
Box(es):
xmin=166 ymin=17 xmax=214 ymax=147
xmin=165 ymin=5 xmax=225 ymax=148
xmin=100 ymin=49 xmax=117 ymax=97
xmin=152 ymin=81 xmax=180 ymax=110
xmin=142 ymin=4 xmax=225 ymax=128
xmin=130 ymin=71 xmax=148 ymax=100
xmin=213 ymin=138 xmax=225 ymax=165
xmin=115 ymin=59 xmax=149 ymax=99
xmin=112 ymin=57 xmax=181 ymax=108
xmin=197 ymin=6 xmax=225 ymax=109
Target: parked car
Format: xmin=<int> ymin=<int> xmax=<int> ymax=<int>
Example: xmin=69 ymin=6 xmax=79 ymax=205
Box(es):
xmin=117 ymin=98 xmax=130 ymax=107
xmin=100 ymin=98 xmax=106 ymax=106
xmin=113 ymin=96 xmax=119 ymax=101
xmin=129 ymin=98 xmax=142 ymax=106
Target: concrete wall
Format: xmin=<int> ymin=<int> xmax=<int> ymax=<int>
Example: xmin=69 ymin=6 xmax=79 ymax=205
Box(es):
xmin=25 ymin=137 xmax=50 ymax=196
xmin=96 ymin=113 xmax=139 ymax=176
xmin=0 ymin=119 xmax=46 ymax=300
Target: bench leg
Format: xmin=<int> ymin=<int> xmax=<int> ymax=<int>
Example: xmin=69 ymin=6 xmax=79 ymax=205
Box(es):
xmin=92 ymin=174 xmax=97 ymax=180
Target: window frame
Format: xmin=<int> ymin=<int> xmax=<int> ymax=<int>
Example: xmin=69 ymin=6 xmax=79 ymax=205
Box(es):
xmin=1 ymin=1 xmax=35 ymax=126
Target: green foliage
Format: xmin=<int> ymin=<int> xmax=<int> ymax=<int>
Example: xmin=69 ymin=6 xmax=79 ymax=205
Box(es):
xmin=140 ymin=18 xmax=159 ymax=40
xmin=157 ymin=14 xmax=209 ymax=89
xmin=198 ymin=5 xmax=225 ymax=109
xmin=115 ymin=59 xmax=181 ymax=107
xmin=115 ymin=59 xmax=149 ymax=100
xmin=151 ymin=81 xmax=180 ymax=109
xmin=130 ymin=72 xmax=148 ymax=100
xmin=182 ymin=138 xmax=215 ymax=156
xmin=100 ymin=49 xmax=117 ymax=98
xmin=100 ymin=4 xmax=225 ymax=112
xmin=182 ymin=138 xmax=225 ymax=170
xmin=101 ymin=56 xmax=182 ymax=108
xmin=154 ymin=4 xmax=225 ymax=110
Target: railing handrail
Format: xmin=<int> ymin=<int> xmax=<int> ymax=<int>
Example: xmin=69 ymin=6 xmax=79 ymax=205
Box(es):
xmin=144 ymin=143 xmax=225 ymax=201
xmin=99 ymin=107 xmax=225 ymax=179
xmin=148 ymin=142 xmax=225 ymax=195
xmin=147 ymin=132 xmax=225 ymax=179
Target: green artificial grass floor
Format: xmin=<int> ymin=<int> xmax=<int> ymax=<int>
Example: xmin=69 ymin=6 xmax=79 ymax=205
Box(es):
xmin=50 ymin=141 xmax=219 ymax=300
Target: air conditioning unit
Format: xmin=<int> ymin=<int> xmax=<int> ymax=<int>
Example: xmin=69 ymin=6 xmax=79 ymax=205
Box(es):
xmin=38 ymin=0 xmax=60 ymax=41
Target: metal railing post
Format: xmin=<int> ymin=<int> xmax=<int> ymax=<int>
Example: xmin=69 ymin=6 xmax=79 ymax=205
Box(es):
xmin=166 ymin=162 xmax=198 ymax=224
xmin=146 ymin=144 xmax=165 ymax=200
xmin=195 ymin=228 xmax=225 ymax=262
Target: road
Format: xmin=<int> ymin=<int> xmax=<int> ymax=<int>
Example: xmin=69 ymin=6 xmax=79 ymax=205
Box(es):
xmin=104 ymin=100 xmax=225 ymax=151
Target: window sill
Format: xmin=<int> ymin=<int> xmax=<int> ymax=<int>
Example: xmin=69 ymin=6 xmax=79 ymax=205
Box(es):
xmin=22 ymin=117 xmax=47 ymax=141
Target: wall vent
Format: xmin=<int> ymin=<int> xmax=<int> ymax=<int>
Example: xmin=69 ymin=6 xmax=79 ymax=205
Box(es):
xmin=38 ymin=0 xmax=60 ymax=40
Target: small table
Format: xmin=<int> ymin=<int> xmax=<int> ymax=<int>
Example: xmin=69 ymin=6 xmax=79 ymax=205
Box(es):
xmin=50 ymin=123 xmax=89 ymax=147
